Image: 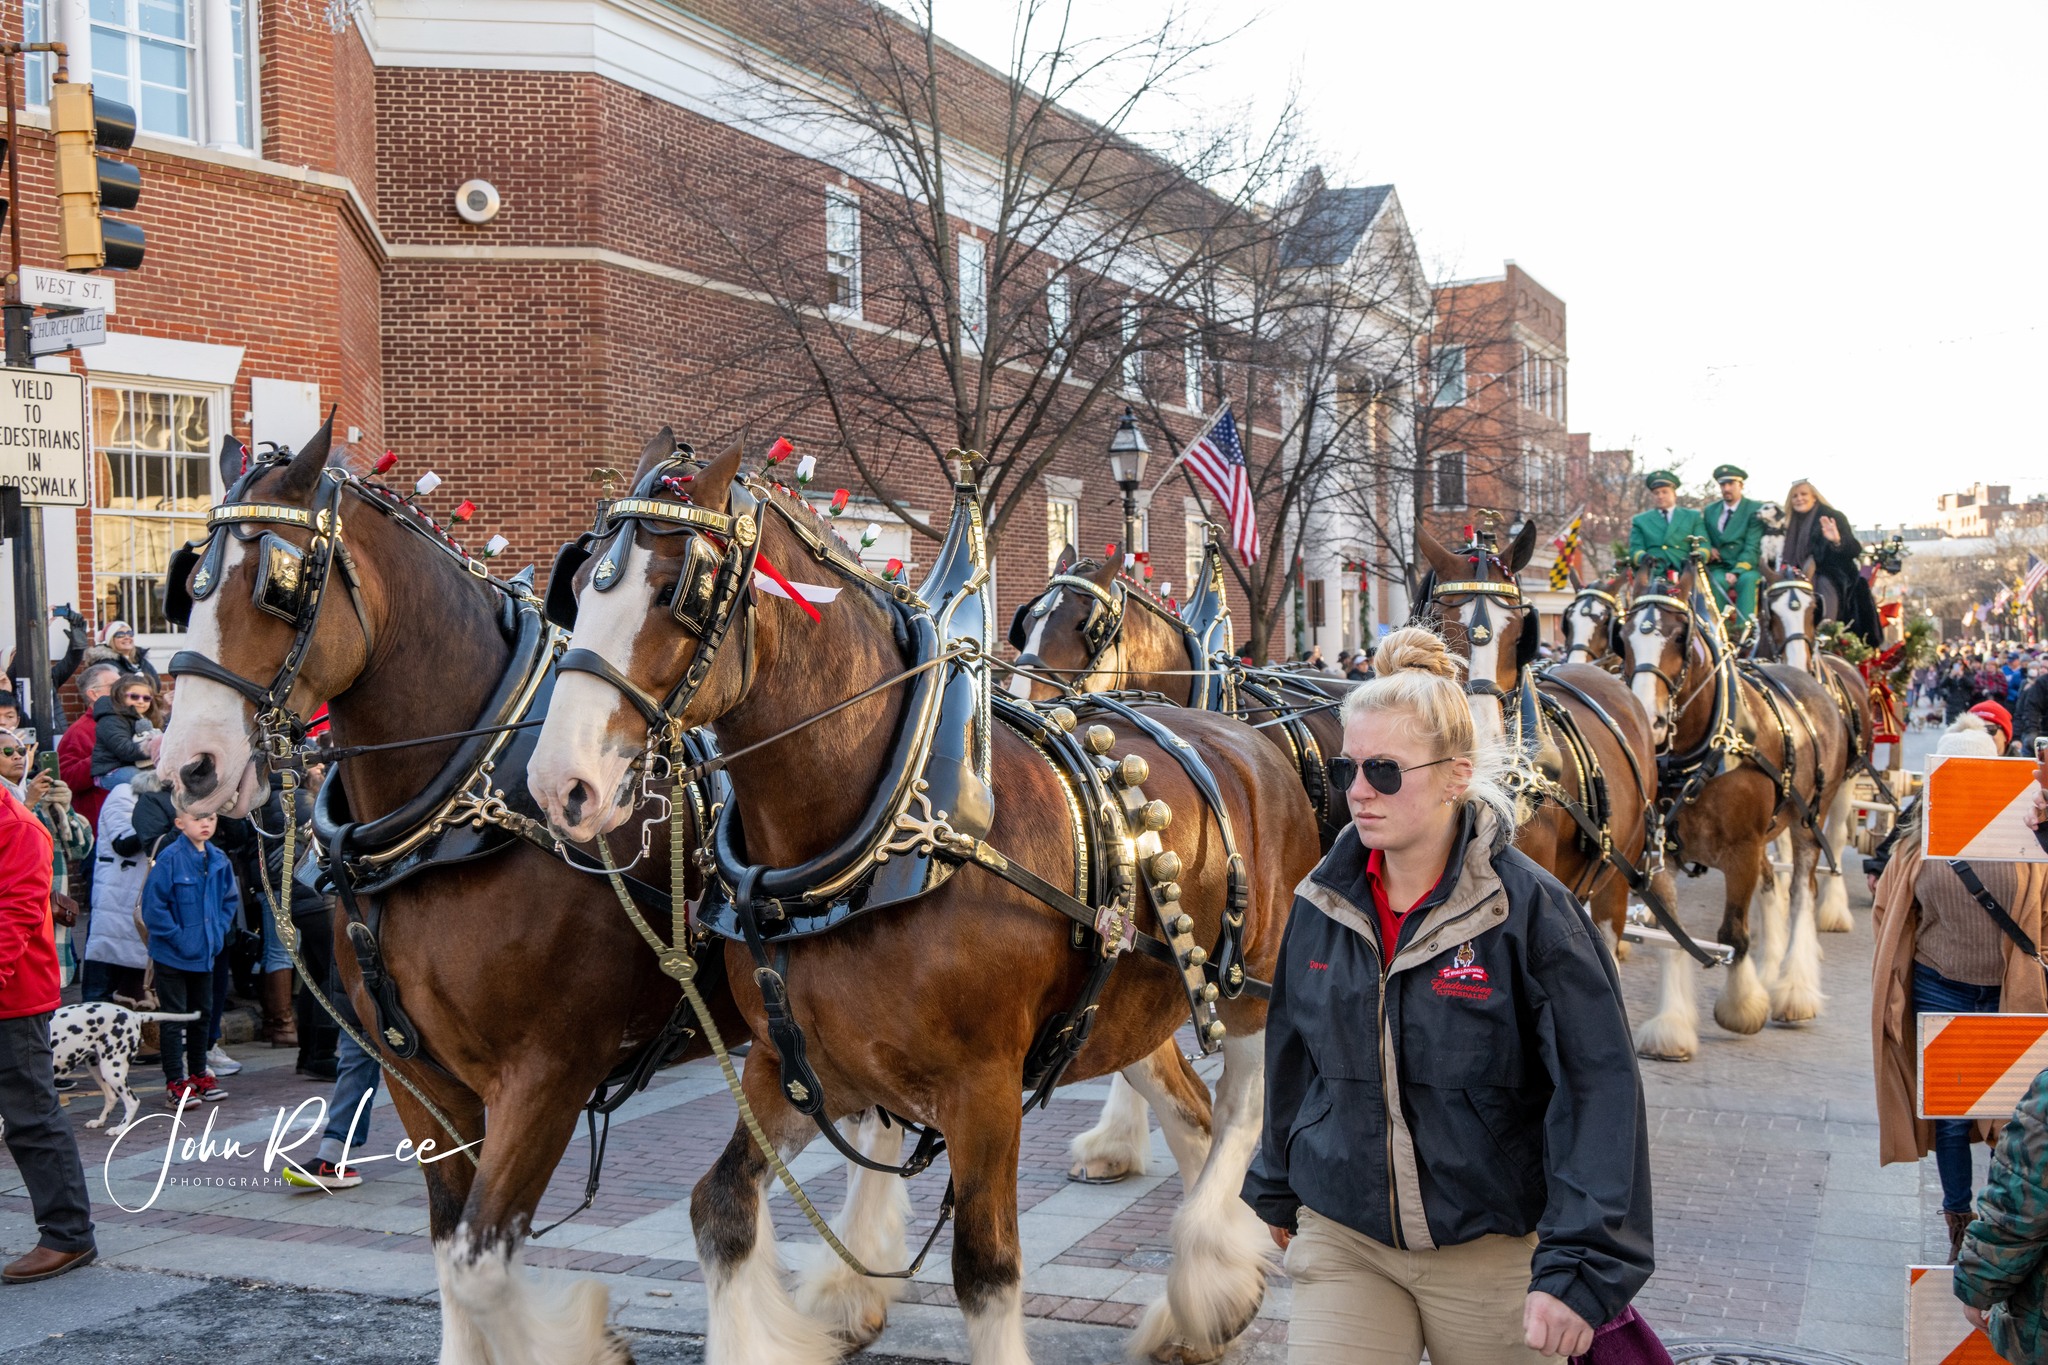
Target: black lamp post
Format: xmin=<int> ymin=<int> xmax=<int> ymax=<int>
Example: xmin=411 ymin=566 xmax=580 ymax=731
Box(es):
xmin=1107 ymin=405 xmax=1149 ymax=559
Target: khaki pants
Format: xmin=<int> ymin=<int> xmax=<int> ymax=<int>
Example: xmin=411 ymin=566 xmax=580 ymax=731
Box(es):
xmin=1284 ymin=1208 xmax=1545 ymax=1365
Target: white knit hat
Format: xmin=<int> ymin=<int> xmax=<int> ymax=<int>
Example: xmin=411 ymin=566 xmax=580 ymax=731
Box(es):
xmin=1936 ymin=715 xmax=2002 ymax=759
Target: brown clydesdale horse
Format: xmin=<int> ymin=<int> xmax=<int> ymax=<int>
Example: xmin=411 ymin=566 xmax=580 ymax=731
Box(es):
xmin=1410 ymin=526 xmax=1659 ymax=959
xmin=1005 ymin=547 xmax=1346 ymax=1182
xmin=527 ymin=442 xmax=1321 ymax=1365
xmin=1620 ymin=559 xmax=1849 ymax=1062
xmin=1751 ymin=565 xmax=1872 ymax=934
xmin=156 ymin=428 xmax=775 ymax=1365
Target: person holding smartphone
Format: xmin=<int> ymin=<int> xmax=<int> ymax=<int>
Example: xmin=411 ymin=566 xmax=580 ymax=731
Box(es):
xmin=0 ymin=734 xmax=90 ymax=989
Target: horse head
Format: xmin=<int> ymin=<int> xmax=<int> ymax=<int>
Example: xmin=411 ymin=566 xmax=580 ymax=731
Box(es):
xmin=1005 ymin=546 xmax=1124 ymax=701
xmin=157 ymin=415 xmax=372 ymax=816
xmin=1760 ymin=560 xmax=1820 ymax=672
xmin=528 ymin=438 xmax=906 ymax=847
xmin=1414 ymin=520 xmax=1538 ymax=745
xmin=1621 ymin=560 xmax=1704 ymax=749
xmin=1563 ymin=568 xmax=1628 ymax=665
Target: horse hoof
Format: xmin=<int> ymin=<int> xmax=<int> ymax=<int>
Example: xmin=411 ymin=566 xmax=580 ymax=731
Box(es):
xmin=1067 ymin=1160 xmax=1133 ymax=1184
xmin=832 ymin=1312 xmax=887 ymax=1354
xmin=1612 ymin=938 xmax=1632 ymax=964
xmin=1150 ymin=1343 xmax=1229 ymax=1365
xmin=1636 ymin=1047 xmax=1693 ymax=1064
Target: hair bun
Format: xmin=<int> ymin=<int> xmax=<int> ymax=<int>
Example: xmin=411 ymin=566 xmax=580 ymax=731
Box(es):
xmin=1372 ymin=625 xmax=1464 ymax=681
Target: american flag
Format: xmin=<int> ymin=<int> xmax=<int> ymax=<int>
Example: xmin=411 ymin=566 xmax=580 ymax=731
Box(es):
xmin=2023 ymin=553 xmax=2048 ymax=601
xmin=1177 ymin=406 xmax=1260 ymax=563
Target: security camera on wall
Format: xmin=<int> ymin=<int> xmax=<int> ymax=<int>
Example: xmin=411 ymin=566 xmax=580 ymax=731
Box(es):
xmin=455 ymin=179 xmax=501 ymax=225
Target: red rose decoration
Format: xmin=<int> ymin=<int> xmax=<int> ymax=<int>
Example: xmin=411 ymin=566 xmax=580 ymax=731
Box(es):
xmin=453 ymin=500 xmax=477 ymax=521
xmin=766 ymin=438 xmax=794 ymax=464
xmin=374 ymin=451 xmax=398 ymax=474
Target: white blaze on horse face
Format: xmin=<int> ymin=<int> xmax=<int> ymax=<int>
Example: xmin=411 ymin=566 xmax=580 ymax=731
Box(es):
xmin=1459 ymin=599 xmax=1507 ymax=746
xmin=1564 ymin=598 xmax=1602 ymax=659
xmin=1628 ymin=609 xmax=1674 ymax=743
xmin=529 ymin=537 xmax=666 ymax=840
xmin=158 ymin=539 xmax=268 ymax=817
xmin=1774 ymin=588 xmax=1810 ymax=671
xmin=1006 ymin=592 xmax=1053 ymax=700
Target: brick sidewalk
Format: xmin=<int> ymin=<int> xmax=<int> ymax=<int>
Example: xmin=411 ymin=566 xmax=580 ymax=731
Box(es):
xmin=4 ymin=859 xmax=1930 ymax=1364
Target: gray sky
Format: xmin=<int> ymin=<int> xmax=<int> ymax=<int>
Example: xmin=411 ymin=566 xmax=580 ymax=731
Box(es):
xmin=921 ymin=0 xmax=2047 ymax=526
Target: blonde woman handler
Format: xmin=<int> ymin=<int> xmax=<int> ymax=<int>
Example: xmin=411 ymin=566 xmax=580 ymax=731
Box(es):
xmin=1242 ymin=627 xmax=1653 ymax=1363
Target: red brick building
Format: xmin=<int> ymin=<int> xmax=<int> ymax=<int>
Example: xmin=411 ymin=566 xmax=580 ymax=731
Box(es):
xmin=0 ymin=0 xmax=1293 ymax=675
xmin=1424 ymin=262 xmax=1604 ymax=631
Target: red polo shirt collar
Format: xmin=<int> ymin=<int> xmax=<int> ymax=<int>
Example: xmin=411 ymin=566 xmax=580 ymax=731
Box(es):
xmin=1365 ymin=845 xmax=1450 ymax=959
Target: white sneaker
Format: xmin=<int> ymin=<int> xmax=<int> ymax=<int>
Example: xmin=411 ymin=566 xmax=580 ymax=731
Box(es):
xmin=206 ymin=1045 xmax=242 ymax=1076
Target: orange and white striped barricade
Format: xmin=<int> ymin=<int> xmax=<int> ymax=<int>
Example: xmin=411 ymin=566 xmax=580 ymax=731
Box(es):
xmin=1920 ymin=1013 xmax=2048 ymax=1120
xmin=1907 ymin=1266 xmax=2003 ymax=1363
xmin=1923 ymin=754 xmax=2048 ymax=862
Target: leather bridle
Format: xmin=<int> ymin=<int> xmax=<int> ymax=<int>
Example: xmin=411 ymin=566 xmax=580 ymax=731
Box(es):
xmin=1762 ymin=577 xmax=1815 ymax=660
xmin=1009 ymin=573 xmax=1126 ymax=684
xmin=1625 ymin=592 xmax=1695 ymax=730
xmin=548 ymin=466 xmax=765 ymax=747
xmin=1563 ymin=586 xmax=1619 ymax=662
xmin=165 ymin=462 xmax=386 ymax=765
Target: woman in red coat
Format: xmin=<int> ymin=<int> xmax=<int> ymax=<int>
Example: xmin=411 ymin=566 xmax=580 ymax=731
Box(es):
xmin=0 ymin=781 xmax=96 ymax=1282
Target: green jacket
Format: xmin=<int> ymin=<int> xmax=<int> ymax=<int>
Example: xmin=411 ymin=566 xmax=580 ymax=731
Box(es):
xmin=1701 ymin=497 xmax=1764 ymax=573
xmin=1956 ymin=1066 xmax=2048 ymax=1363
xmin=1627 ymin=506 xmax=1708 ymax=575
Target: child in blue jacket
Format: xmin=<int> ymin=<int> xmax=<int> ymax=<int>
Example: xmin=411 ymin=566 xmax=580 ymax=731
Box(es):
xmin=140 ymin=811 xmax=238 ymax=1105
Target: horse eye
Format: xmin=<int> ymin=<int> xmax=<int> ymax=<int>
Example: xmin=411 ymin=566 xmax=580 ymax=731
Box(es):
xmin=655 ymin=581 xmax=679 ymax=607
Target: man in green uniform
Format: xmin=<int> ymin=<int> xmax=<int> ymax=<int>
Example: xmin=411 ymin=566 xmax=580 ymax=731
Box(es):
xmin=1701 ymin=463 xmax=1764 ymax=626
xmin=1628 ymin=470 xmax=1707 ymax=577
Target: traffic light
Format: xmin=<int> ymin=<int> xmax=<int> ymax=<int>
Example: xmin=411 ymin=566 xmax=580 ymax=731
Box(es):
xmin=50 ymin=78 xmax=143 ymax=272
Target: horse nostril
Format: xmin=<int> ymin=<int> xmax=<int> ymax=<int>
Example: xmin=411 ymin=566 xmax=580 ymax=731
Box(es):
xmin=179 ymin=753 xmax=217 ymax=794
xmin=563 ymin=779 xmax=592 ymax=826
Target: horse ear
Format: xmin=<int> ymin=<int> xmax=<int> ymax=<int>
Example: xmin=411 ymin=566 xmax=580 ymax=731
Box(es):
xmin=632 ymin=427 xmax=677 ymax=486
xmin=275 ymin=408 xmax=336 ymax=501
xmin=1054 ymin=543 xmax=1077 ymax=575
xmin=1415 ymin=526 xmax=1465 ymax=579
xmin=1801 ymin=555 xmax=1817 ymax=581
xmin=690 ymin=440 xmax=747 ymax=512
xmin=1505 ymin=519 xmax=1539 ymax=574
xmin=1090 ymin=548 xmax=1122 ymax=589
xmin=1566 ymin=561 xmax=1583 ymax=592
xmin=218 ymin=433 xmax=248 ymax=489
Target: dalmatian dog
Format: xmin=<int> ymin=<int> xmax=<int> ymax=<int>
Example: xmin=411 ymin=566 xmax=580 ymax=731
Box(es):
xmin=52 ymin=1001 xmax=202 ymax=1135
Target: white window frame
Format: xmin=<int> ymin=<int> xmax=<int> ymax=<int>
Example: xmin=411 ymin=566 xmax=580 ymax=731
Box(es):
xmin=30 ymin=0 xmax=256 ymax=149
xmin=88 ymin=375 xmax=228 ymax=651
xmin=1431 ymin=344 xmax=1466 ymax=408
xmin=825 ymin=187 xmax=861 ymax=317
xmin=1047 ymin=495 xmax=1079 ymax=573
xmin=1183 ymin=331 xmax=1203 ymax=413
xmin=1120 ymin=300 xmax=1142 ymax=397
xmin=1184 ymin=515 xmax=1207 ymax=595
xmin=1046 ymin=270 xmax=1071 ymax=366
xmin=957 ymin=233 xmax=987 ymax=352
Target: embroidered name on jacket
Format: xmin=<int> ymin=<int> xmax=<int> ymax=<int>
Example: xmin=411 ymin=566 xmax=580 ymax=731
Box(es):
xmin=1431 ymin=941 xmax=1493 ymax=1001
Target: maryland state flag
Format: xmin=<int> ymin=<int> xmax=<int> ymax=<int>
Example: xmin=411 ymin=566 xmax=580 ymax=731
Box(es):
xmin=1547 ymin=508 xmax=1585 ymax=591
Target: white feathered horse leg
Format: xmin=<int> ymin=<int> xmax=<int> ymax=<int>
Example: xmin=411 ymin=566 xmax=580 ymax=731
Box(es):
xmin=1066 ymin=1073 xmax=1154 ymax=1183
xmin=1816 ymin=782 xmax=1855 ymax=933
xmin=1633 ymin=869 xmax=1699 ymax=1061
xmin=792 ymin=1112 xmax=910 ymax=1349
xmin=1771 ymin=831 xmax=1827 ymax=1023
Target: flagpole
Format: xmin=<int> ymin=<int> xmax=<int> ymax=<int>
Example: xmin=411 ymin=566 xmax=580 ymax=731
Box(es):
xmin=1145 ymin=403 xmax=1231 ymax=499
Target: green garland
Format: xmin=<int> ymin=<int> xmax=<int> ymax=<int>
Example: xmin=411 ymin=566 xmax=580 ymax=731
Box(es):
xmin=1817 ymin=619 xmax=1873 ymax=664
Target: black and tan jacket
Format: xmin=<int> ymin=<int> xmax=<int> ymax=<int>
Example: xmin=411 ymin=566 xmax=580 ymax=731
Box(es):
xmin=1241 ymin=803 xmax=1654 ymax=1329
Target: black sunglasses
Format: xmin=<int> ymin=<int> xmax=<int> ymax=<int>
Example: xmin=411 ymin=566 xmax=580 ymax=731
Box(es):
xmin=0 ymin=746 xmax=23 ymax=758
xmin=1329 ymin=755 xmax=1454 ymax=796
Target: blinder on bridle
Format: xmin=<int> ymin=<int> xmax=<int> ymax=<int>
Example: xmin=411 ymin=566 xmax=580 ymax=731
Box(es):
xmin=548 ymin=470 xmax=764 ymax=736
xmin=1009 ymin=572 xmax=1125 ymax=670
xmin=1427 ymin=577 xmax=1536 ymax=681
xmin=165 ymin=502 xmax=315 ymax=631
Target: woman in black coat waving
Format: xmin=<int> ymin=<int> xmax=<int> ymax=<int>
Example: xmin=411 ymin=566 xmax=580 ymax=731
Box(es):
xmin=1243 ymin=627 xmax=1652 ymax=1362
xmin=1780 ymin=479 xmax=1881 ymax=646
